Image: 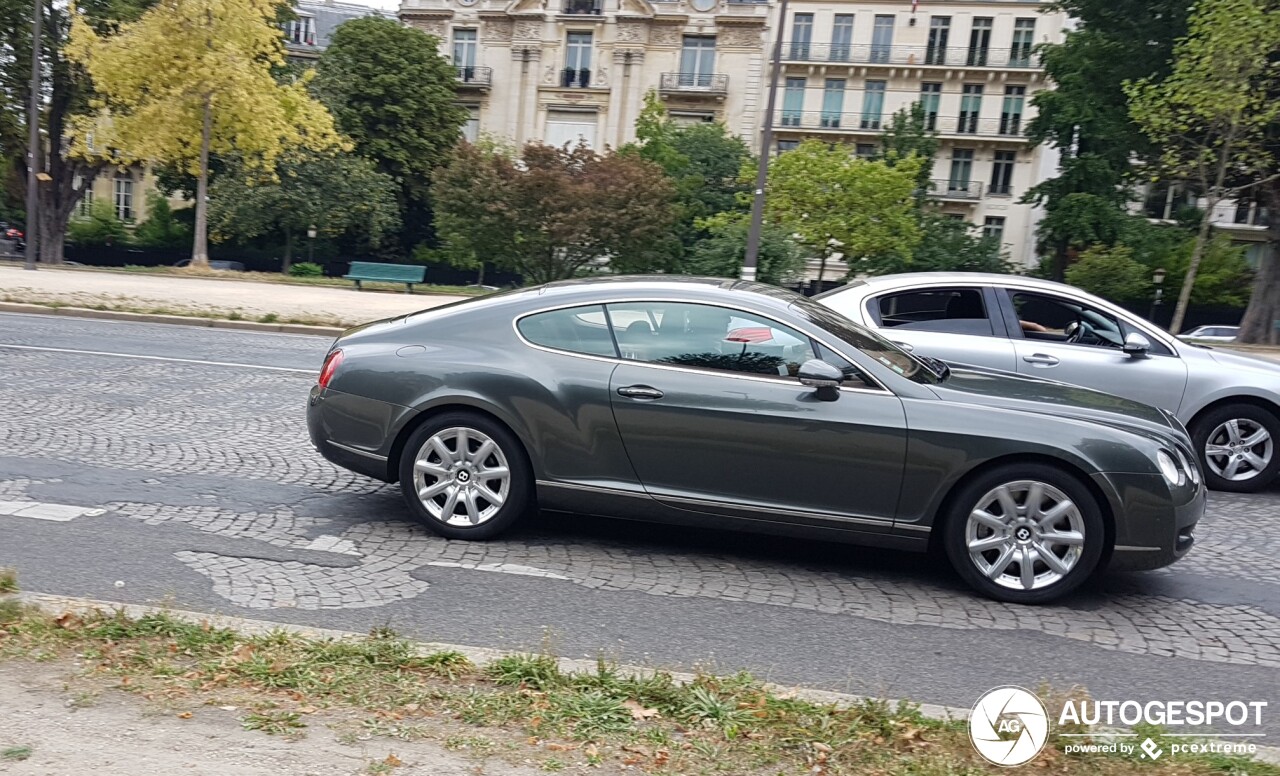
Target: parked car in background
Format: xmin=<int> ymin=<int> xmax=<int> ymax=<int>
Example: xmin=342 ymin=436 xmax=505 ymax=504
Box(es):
xmin=1179 ymin=325 xmax=1239 ymax=343
xmin=818 ymin=273 xmax=1280 ymax=493
xmin=173 ymin=258 xmax=246 ymax=272
xmin=309 ymin=277 xmax=1203 ymax=604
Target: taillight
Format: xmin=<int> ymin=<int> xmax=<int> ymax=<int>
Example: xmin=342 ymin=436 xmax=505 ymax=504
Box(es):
xmin=317 ymin=349 xmax=344 ymax=388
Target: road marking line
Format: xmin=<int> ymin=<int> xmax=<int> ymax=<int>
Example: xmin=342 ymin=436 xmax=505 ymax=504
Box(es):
xmin=302 ymin=535 xmax=361 ymax=556
xmin=0 ymin=500 xmax=106 ymax=521
xmin=0 ymin=343 xmax=315 ymax=374
xmin=427 ymin=560 xmax=571 ymax=580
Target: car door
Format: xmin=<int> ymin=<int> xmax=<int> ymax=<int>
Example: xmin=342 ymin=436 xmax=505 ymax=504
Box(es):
xmin=998 ymin=288 xmax=1190 ymax=413
xmin=860 ymin=285 xmax=1018 ymax=371
xmin=604 ymin=301 xmax=907 ymax=529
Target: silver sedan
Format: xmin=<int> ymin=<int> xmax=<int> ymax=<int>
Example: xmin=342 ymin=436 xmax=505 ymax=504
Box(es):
xmin=818 ymin=273 xmax=1280 ymax=493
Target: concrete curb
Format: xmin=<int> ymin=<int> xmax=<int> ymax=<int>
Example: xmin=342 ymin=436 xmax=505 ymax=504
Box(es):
xmin=0 ymin=302 xmax=345 ymax=337
xmin=10 ymin=591 xmax=1280 ymax=765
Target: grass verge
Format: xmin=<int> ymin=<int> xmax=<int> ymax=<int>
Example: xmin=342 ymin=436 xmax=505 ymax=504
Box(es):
xmin=114 ymin=264 xmax=491 ymax=297
xmin=0 ymin=293 xmax=343 ymax=328
xmin=0 ymin=587 xmax=1274 ymax=774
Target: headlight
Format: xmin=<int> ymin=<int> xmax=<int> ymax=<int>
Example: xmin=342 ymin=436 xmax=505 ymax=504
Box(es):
xmin=1157 ymin=450 xmax=1184 ymax=486
xmin=1174 ymin=446 xmax=1200 ymax=485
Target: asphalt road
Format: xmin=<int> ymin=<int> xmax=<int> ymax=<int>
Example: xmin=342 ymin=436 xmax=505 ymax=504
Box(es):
xmin=2 ymin=311 xmax=1279 ymax=734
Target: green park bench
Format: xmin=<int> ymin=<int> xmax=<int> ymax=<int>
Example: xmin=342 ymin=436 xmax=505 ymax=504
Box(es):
xmin=344 ymin=261 xmax=427 ymax=293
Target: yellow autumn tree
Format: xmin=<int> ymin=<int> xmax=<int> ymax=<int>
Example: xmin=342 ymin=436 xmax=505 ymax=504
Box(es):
xmin=67 ymin=0 xmax=342 ymax=265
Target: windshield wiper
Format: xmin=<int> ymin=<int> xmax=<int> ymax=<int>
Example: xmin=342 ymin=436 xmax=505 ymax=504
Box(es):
xmin=922 ymin=355 xmax=950 ymax=381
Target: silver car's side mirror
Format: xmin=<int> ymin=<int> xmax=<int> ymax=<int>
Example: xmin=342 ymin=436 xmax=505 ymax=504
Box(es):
xmin=798 ymin=359 xmax=843 ymax=401
xmin=1123 ymin=332 xmax=1152 ymax=358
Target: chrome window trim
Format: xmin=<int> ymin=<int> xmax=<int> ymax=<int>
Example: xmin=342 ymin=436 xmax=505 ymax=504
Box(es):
xmin=1001 ymin=286 xmax=1181 ymax=358
xmin=511 ymin=297 xmax=895 ymax=395
xmin=659 ymin=493 xmax=891 ymax=527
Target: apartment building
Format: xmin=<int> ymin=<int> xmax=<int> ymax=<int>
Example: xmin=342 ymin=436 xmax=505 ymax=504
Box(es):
xmin=285 ymin=0 xmax=396 ymax=60
xmin=400 ymin=0 xmax=1068 ymax=269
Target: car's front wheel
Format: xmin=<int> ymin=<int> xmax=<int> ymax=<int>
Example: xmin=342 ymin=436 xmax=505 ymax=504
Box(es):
xmin=398 ymin=411 xmax=534 ymax=540
xmin=1191 ymin=404 xmax=1279 ymax=493
xmin=943 ymin=464 xmax=1106 ymax=604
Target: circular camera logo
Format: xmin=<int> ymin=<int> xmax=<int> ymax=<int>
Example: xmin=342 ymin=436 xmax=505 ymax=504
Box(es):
xmin=969 ymin=686 xmax=1050 ymax=767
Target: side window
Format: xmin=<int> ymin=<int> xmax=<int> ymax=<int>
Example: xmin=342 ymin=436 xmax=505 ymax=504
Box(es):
xmin=1009 ymin=292 xmax=1124 ymax=348
xmin=517 ymin=305 xmax=618 ymax=357
xmin=606 ymin=302 xmax=817 ymax=378
xmin=815 ymin=343 xmax=876 ymax=389
xmin=872 ymin=288 xmax=994 ymax=336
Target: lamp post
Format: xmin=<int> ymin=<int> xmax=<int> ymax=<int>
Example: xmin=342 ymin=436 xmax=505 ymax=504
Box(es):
xmin=24 ymin=0 xmax=43 ymax=271
xmin=741 ymin=0 xmax=790 ymax=282
xmin=307 ymin=224 xmax=317 ymax=265
xmin=1148 ymin=267 xmax=1167 ymax=323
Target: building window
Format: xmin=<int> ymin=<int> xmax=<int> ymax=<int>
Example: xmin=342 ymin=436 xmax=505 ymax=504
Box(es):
xmin=870 ymin=15 xmax=894 ymax=63
xmin=856 ymin=143 xmax=877 ymax=159
xmin=546 ymin=109 xmax=597 ymax=149
xmin=861 ymin=80 xmax=885 ymax=129
xmin=1001 ymin=86 xmax=1025 ymax=136
xmin=990 ymin=150 xmax=1015 ymax=196
xmin=777 ymin=139 xmax=799 ymax=155
xmin=285 ymin=14 xmax=316 ymax=46
xmin=564 ymin=32 xmax=592 ymax=87
xmin=790 ymin=13 xmax=813 ymax=60
xmin=461 ymin=105 xmax=480 ymax=143
xmin=831 ymin=14 xmax=854 ymax=62
xmin=926 ymin=17 xmax=950 ymax=65
xmin=114 ymin=176 xmax=134 ymax=222
xmin=919 ymin=83 xmax=941 ymax=131
xmin=821 ymin=79 xmax=846 ymax=128
xmin=959 ymin=84 xmax=983 ymax=134
xmin=948 ymin=149 xmax=974 ymax=193
xmin=1011 ymin=18 xmax=1036 ymax=67
xmin=781 ymin=77 xmax=805 ymax=126
xmin=563 ymin=0 xmax=601 ymax=14
xmin=453 ymin=29 xmax=478 ymax=70
xmin=983 ymin=216 xmax=1005 ymax=241
xmin=75 ymin=175 xmax=94 ymax=216
xmin=679 ymin=36 xmax=716 ymax=86
xmin=967 ymin=17 xmax=992 ymax=66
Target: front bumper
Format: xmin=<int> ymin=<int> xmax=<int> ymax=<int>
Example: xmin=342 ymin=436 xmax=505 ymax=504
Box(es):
xmin=1094 ymin=471 xmax=1204 ymax=572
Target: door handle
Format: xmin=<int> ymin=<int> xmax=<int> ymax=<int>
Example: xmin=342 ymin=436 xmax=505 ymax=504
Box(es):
xmin=617 ymin=385 xmax=664 ymax=400
xmin=1023 ymin=353 xmax=1060 ymax=366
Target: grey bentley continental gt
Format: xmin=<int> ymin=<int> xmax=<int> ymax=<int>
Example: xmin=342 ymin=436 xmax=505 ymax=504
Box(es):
xmin=308 ymin=277 xmax=1204 ymax=604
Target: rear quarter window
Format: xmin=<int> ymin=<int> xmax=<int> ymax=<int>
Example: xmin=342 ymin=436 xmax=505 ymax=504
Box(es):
xmin=517 ymin=305 xmax=618 ymax=358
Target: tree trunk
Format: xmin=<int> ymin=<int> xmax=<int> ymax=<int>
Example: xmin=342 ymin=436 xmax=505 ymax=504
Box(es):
xmin=190 ymin=95 xmax=213 ymax=267
xmin=1168 ymin=201 xmax=1218 ymax=334
xmin=476 ymin=261 xmax=485 ymax=287
xmin=282 ymin=228 xmax=294 ymax=274
xmin=1238 ymin=184 xmax=1280 ymax=345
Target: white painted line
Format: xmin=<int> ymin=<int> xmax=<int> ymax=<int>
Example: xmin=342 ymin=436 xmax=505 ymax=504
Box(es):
xmin=427 ymin=560 xmax=571 ymax=580
xmin=302 ymin=535 xmax=362 ymax=556
xmin=0 ymin=500 xmax=106 ymax=521
xmin=0 ymin=343 xmax=315 ymax=374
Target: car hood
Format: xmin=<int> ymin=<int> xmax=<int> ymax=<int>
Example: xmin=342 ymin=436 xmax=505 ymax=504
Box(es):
xmin=927 ymin=366 xmax=1184 ymax=442
xmin=1203 ymin=347 xmax=1280 ymax=380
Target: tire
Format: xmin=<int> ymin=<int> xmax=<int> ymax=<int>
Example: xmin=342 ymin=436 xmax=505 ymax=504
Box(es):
xmin=942 ymin=463 xmax=1106 ymax=605
xmin=1190 ymin=404 xmax=1280 ymax=493
xmin=397 ymin=411 xmax=534 ymax=540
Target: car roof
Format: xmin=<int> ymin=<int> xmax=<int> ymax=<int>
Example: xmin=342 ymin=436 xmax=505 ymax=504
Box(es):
xmin=844 ymin=272 xmax=1077 ymax=291
xmin=509 ymin=275 xmax=805 ymax=311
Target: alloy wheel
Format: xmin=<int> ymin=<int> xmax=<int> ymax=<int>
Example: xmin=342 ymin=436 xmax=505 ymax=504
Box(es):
xmin=1204 ymin=418 xmax=1273 ymax=483
xmin=412 ymin=426 xmax=511 ymax=527
xmin=965 ymin=480 xmax=1086 ymax=591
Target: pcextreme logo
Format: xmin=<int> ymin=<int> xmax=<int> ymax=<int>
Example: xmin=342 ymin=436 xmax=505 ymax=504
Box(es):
xmin=969 ymin=686 xmax=1050 ymax=766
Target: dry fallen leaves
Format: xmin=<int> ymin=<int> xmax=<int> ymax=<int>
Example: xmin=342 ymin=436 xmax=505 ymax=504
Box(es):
xmin=622 ymin=699 xmax=660 ymax=720
xmin=231 ymin=644 xmax=255 ymax=663
xmin=177 ymin=711 xmax=193 ymax=719
xmin=382 ymin=753 xmax=403 ymax=768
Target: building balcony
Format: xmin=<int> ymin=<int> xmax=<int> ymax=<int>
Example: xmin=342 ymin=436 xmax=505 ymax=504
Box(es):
xmin=455 ymin=66 xmax=492 ymax=89
xmin=659 ymin=72 xmax=729 ymax=97
xmin=561 ymin=67 xmax=593 ymax=88
xmin=929 ymin=179 xmax=984 ymax=201
xmin=778 ymin=43 xmax=1040 ymax=70
xmin=561 ymin=0 xmax=602 ymax=13
xmin=774 ymin=111 xmax=1028 ymax=139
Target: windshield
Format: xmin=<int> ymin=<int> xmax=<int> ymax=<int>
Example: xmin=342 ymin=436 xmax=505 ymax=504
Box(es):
xmin=788 ymin=295 xmax=942 ymax=384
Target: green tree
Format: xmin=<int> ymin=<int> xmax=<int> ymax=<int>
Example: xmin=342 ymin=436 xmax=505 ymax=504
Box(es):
xmin=432 ymin=141 xmax=678 ymax=284
xmin=1064 ymin=244 xmax=1152 ymax=304
xmin=764 ymin=140 xmax=923 ymax=277
xmin=68 ymin=0 xmax=342 ymax=267
xmin=67 ymin=200 xmax=129 ymax=247
xmin=865 ymin=213 xmax=1010 ymax=276
xmin=133 ymin=193 xmax=190 ymax=249
xmin=1126 ymin=0 xmax=1280 ymax=333
xmin=313 ymin=17 xmax=467 ymax=253
xmin=684 ymin=212 xmax=804 ymax=286
xmin=880 ymin=103 xmax=939 ymax=194
xmin=207 ymin=151 xmax=400 ymax=272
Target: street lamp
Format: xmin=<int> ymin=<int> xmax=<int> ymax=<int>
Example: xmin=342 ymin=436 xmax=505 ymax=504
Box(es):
xmin=741 ymin=0 xmax=790 ymax=282
xmin=307 ymin=224 xmax=317 ymax=264
xmin=1148 ymin=267 xmax=1167 ymax=322
xmin=24 ymin=0 xmax=43 ymax=271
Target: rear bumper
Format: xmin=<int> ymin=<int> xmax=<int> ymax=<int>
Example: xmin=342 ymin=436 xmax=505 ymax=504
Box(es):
xmin=308 ymin=385 xmax=395 ymax=482
xmin=1095 ymin=472 xmax=1204 ymax=572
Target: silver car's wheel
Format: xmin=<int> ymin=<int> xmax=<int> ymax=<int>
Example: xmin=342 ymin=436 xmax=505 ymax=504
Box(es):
xmin=965 ymin=480 xmax=1086 ymax=592
xmin=1203 ymin=418 xmax=1273 ymax=483
xmin=412 ymin=426 xmax=512 ymax=527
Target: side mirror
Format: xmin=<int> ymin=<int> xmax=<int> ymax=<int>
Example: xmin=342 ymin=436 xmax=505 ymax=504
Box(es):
xmin=1123 ymin=332 xmax=1151 ymax=357
xmin=798 ymin=359 xmax=843 ymax=401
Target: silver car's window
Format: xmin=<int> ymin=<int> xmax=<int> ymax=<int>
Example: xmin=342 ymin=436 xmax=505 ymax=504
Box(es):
xmin=517 ymin=305 xmax=618 ymax=358
xmin=1010 ymin=292 xmax=1124 ymax=348
xmin=605 ymin=302 xmax=817 ymax=379
xmin=788 ymin=296 xmax=941 ymax=384
xmin=872 ymin=288 xmax=995 ymax=337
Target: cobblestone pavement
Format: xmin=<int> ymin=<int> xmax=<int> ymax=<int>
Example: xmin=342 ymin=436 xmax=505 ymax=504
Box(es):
xmin=2 ymin=313 xmax=1279 ymax=717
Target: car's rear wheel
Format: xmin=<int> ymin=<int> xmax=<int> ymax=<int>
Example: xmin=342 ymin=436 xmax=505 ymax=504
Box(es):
xmin=1191 ymin=404 xmax=1280 ymax=493
xmin=397 ymin=411 xmax=533 ymax=540
xmin=943 ymin=464 xmax=1105 ymax=604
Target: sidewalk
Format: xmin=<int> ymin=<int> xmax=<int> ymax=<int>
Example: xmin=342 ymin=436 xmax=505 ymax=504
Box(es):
xmin=0 ymin=265 xmax=467 ymax=327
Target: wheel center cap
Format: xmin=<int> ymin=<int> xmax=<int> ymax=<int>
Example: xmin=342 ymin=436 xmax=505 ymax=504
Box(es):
xmin=1015 ymin=526 xmax=1032 ymax=542
xmin=457 ymin=470 xmax=471 ymax=483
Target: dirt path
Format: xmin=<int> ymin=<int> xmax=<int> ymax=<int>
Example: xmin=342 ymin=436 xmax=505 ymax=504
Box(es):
xmin=0 ymin=662 xmax=545 ymax=776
